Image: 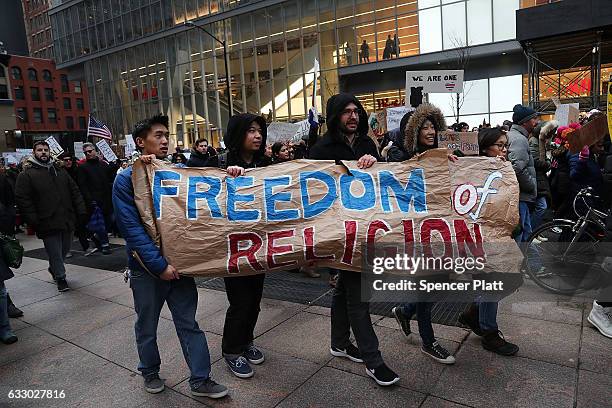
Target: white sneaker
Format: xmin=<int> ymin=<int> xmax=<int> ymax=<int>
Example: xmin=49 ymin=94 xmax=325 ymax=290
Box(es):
xmin=587 ymin=300 xmax=612 ymax=339
xmin=536 ymin=235 xmax=549 ymax=242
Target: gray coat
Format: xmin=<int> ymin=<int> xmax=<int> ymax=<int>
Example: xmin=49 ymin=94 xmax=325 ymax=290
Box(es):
xmin=507 ymin=124 xmax=537 ymax=203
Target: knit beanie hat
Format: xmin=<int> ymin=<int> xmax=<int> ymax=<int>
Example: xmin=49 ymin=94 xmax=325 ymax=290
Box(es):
xmin=512 ymin=104 xmax=539 ymax=124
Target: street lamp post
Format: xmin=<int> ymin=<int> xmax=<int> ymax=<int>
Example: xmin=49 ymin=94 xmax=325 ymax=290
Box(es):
xmin=184 ymin=21 xmax=233 ymax=117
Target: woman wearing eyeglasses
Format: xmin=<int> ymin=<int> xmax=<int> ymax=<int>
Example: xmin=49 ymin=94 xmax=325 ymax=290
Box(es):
xmin=458 ymin=127 xmax=520 ymax=357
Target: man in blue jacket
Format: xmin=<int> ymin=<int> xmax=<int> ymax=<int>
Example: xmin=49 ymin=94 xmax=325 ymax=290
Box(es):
xmin=112 ymin=114 xmax=227 ymax=399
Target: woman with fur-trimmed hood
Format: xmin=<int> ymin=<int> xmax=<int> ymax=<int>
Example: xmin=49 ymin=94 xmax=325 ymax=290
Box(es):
xmin=403 ymin=103 xmax=447 ymax=160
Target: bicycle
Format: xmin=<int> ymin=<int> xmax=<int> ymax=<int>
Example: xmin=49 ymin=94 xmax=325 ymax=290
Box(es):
xmin=523 ymin=187 xmax=610 ymax=295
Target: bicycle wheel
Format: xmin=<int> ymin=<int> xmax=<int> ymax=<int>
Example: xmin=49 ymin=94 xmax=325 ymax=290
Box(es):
xmin=523 ymin=221 xmax=602 ymax=295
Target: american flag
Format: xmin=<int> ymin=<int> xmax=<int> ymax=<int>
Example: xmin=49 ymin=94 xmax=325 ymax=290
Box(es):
xmin=87 ymin=115 xmax=112 ymax=140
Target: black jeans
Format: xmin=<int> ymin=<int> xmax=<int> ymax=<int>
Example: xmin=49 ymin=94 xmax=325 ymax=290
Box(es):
xmin=222 ymin=274 xmax=265 ymax=357
xmin=331 ymin=270 xmax=383 ymax=369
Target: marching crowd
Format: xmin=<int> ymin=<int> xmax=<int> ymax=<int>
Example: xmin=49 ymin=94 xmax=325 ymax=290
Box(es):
xmin=1 ymin=92 xmax=611 ymax=399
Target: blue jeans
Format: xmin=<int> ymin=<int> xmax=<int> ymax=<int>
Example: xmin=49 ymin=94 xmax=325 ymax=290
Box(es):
xmin=398 ymin=302 xmax=435 ymax=346
xmin=0 ymin=282 xmax=15 ymax=340
xmin=530 ymin=196 xmax=547 ymax=231
xmin=515 ymin=201 xmax=533 ymax=243
xmin=476 ymin=298 xmax=499 ymax=332
xmin=130 ymin=269 xmax=211 ymax=388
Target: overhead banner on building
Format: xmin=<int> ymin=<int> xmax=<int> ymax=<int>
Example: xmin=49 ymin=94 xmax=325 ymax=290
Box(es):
xmin=131 ymin=149 xmax=521 ymax=278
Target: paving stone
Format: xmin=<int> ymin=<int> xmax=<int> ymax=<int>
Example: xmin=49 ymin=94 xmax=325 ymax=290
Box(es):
xmin=71 ymin=313 xmax=223 ymax=388
xmin=12 ymin=256 xmax=49 ymax=275
xmin=328 ymin=325 xmax=460 ymax=394
xmin=579 ymin=324 xmax=612 ymax=376
xmin=137 ymin=388 xmax=210 ymax=408
xmin=10 ymin=317 xmax=30 ymax=331
xmin=108 ymin=289 xmax=135 ymax=309
xmin=174 ymin=348 xmax=321 ymax=408
xmin=420 ymin=396 xmax=473 ymax=408
xmin=29 ymin=264 xmax=118 ymax=289
xmin=76 ymin=274 xmax=133 ymax=300
xmin=276 ymin=366 xmax=425 ymax=408
xmin=305 ymin=305 xmax=331 ymax=317
xmin=0 ymin=342 xmax=154 ymax=408
xmin=256 ymin=312 xmax=333 ymax=364
xmin=461 ymin=313 xmax=581 ymax=367
xmin=19 ymin=291 xmax=135 ymax=340
xmin=0 ymin=326 xmax=65 ymax=367
xmin=3 ymin=275 xmax=60 ymax=308
xmin=433 ymin=345 xmax=576 ymax=408
xmin=375 ymin=317 xmax=470 ymax=343
xmin=576 ymin=369 xmax=612 ymax=408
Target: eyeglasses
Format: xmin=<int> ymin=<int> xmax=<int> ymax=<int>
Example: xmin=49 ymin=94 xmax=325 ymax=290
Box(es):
xmin=341 ymin=108 xmax=360 ymax=118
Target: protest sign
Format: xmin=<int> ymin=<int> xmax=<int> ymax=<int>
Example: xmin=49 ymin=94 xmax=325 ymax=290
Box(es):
xmin=567 ymin=113 xmax=608 ymax=153
xmin=294 ymin=119 xmax=311 ymax=141
xmin=74 ymin=142 xmax=85 ymax=159
xmin=132 ymin=149 xmax=522 ymax=277
xmin=554 ymin=103 xmax=579 ymax=127
xmin=386 ymin=106 xmax=411 ymax=131
xmin=368 ymin=111 xmax=386 ymax=138
xmin=267 ymin=122 xmax=302 ymax=143
xmin=2 ymin=151 xmax=29 ymax=165
xmin=406 ymin=70 xmax=464 ymax=108
xmin=438 ymin=131 xmax=479 ymax=156
xmin=124 ymin=134 xmax=136 ymax=157
xmin=45 ymin=136 xmax=64 ymax=157
xmin=96 ymin=139 xmax=118 ymax=162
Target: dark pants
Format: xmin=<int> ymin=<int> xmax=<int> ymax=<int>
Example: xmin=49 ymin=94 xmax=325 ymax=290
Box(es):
xmin=42 ymin=230 xmax=73 ymax=280
xmin=222 ymin=274 xmax=265 ymax=357
xmin=398 ymin=302 xmax=435 ymax=346
xmin=331 ymin=270 xmax=383 ymax=369
xmin=130 ymin=270 xmax=211 ymax=388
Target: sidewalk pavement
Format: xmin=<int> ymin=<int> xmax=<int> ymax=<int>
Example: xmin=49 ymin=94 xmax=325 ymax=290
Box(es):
xmin=0 ymin=235 xmax=610 ymax=408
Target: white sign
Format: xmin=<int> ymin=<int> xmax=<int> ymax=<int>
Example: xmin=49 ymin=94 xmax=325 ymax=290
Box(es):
xmin=45 ymin=136 xmax=64 ymax=157
xmin=2 ymin=151 xmax=29 ymax=165
xmin=554 ymin=103 xmax=580 ymax=127
xmin=96 ymin=139 xmax=118 ymax=162
xmin=294 ymin=119 xmax=311 ymax=141
xmin=406 ymin=70 xmax=464 ymax=107
xmin=124 ymin=134 xmax=136 ymax=157
xmin=74 ymin=142 xmax=85 ymax=159
xmin=386 ymin=106 xmax=412 ymax=131
xmin=266 ymin=122 xmax=302 ymax=143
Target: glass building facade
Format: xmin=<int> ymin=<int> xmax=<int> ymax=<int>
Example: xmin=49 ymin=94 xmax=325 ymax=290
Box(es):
xmin=50 ymin=0 xmax=542 ymax=147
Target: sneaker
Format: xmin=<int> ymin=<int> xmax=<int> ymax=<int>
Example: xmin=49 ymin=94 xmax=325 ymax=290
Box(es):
xmin=190 ymin=378 xmax=228 ymax=399
xmin=144 ymin=375 xmax=165 ymax=394
xmin=421 ymin=341 xmax=456 ymax=364
xmin=458 ymin=304 xmax=483 ymax=336
xmin=536 ymin=234 xmax=549 ymax=242
xmin=57 ymin=278 xmax=70 ymax=292
xmin=84 ymin=247 xmax=98 ymax=256
xmin=329 ymin=274 xmax=338 ymax=288
xmin=587 ymin=300 xmax=612 ymax=339
xmin=330 ymin=343 xmax=364 ymax=363
xmin=1 ymin=331 xmax=18 ymax=345
xmin=365 ymin=363 xmax=400 ymax=386
xmin=101 ymin=245 xmax=112 ymax=255
xmin=481 ymin=330 xmax=519 ymax=356
xmin=391 ymin=306 xmax=412 ymax=337
xmin=224 ymin=355 xmax=253 ymax=378
xmin=244 ymin=345 xmax=265 ymax=365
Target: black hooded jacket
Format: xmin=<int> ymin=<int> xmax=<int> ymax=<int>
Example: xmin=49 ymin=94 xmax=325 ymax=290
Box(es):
xmin=186 ymin=146 xmax=217 ymax=167
xmin=309 ymin=93 xmax=380 ymax=161
xmin=204 ymin=113 xmax=271 ymax=169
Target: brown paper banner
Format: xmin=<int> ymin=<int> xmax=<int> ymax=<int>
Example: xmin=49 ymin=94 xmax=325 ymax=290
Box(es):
xmin=132 ymin=149 xmax=522 ymax=277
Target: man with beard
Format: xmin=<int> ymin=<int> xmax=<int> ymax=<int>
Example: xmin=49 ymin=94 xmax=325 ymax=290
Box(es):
xmin=309 ymin=93 xmax=400 ymax=386
xmin=15 ymin=141 xmax=86 ymax=292
xmin=186 ymin=138 xmax=217 ymax=167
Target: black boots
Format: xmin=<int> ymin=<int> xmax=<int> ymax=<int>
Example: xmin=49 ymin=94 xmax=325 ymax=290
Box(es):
xmin=458 ymin=303 xmax=483 ymax=336
xmin=6 ymin=293 xmax=23 ymax=318
xmin=481 ymin=330 xmax=519 ymax=356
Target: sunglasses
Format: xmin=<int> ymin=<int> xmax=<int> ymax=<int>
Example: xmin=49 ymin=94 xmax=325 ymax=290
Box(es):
xmin=84 ymin=150 xmax=95 ymax=154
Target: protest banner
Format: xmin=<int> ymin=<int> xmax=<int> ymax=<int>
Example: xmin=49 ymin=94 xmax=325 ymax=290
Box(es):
xmin=554 ymin=103 xmax=579 ymax=127
xmin=438 ymin=131 xmax=479 ymax=156
xmin=406 ymin=70 xmax=464 ymax=108
xmin=567 ymin=113 xmax=608 ymax=153
xmin=96 ymin=139 xmax=118 ymax=162
xmin=267 ymin=122 xmax=302 ymax=143
xmin=45 ymin=136 xmax=64 ymax=157
xmin=74 ymin=142 xmax=85 ymax=159
xmin=386 ymin=106 xmax=411 ymax=131
xmin=132 ymin=149 xmax=522 ymax=278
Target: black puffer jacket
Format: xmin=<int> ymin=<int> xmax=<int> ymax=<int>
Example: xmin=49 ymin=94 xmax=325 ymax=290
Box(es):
xmin=309 ymin=93 xmax=380 ymax=161
xmin=204 ymin=113 xmax=271 ymax=169
xmin=0 ymin=174 xmax=16 ymax=282
xmin=15 ymin=158 xmax=86 ymax=239
xmin=77 ymin=158 xmax=117 ymax=215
